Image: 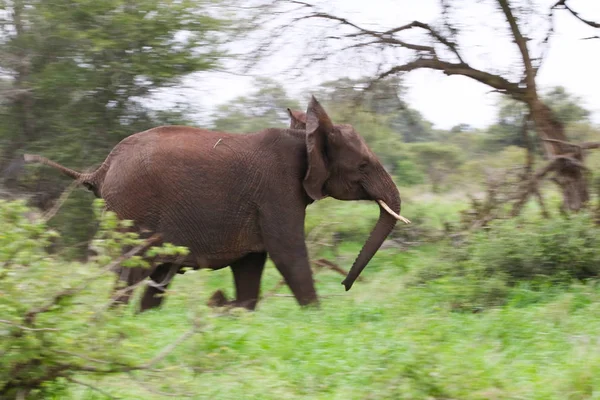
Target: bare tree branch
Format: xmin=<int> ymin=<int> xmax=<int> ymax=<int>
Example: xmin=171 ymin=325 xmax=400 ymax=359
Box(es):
xmin=542 ymin=138 xmax=600 ymax=150
xmin=127 ymin=372 xmax=194 ymax=398
xmin=287 ymin=3 xmax=530 ymax=102
xmin=53 ymin=350 xmax=125 ymax=366
xmin=377 ymin=57 xmax=527 ymax=100
xmin=41 ymin=179 xmax=78 ymax=222
xmin=542 ymin=138 xmax=582 ymax=149
xmin=536 ymin=0 xmax=560 ymax=77
xmin=262 ymin=0 xmax=592 ymax=212
xmin=383 ymin=20 xmax=465 ymax=63
xmin=497 ymin=0 xmax=537 ymax=97
xmin=552 ymin=0 xmax=600 ymax=28
xmin=0 ymin=319 xmax=59 ymax=332
xmin=292 ymin=3 xmax=470 ymax=64
xmin=534 ymin=157 xmax=562 ymax=180
xmin=550 ymin=154 xmax=588 ymax=170
xmin=67 ymin=377 xmax=119 ymax=400
xmin=582 ymin=142 xmax=600 ymax=150
xmin=293 ymin=12 xmax=436 ymax=54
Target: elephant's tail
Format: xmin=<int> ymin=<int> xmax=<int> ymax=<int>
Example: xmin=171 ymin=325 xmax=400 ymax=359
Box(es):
xmin=23 ymin=154 xmax=99 ymax=194
xmin=24 ymin=154 xmax=84 ymax=180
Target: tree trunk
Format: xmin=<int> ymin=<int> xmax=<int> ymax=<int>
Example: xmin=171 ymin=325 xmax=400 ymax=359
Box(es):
xmin=529 ymin=100 xmax=588 ymax=211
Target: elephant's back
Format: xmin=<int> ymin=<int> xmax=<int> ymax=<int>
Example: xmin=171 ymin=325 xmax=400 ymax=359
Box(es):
xmin=98 ymin=126 xmax=265 ymax=260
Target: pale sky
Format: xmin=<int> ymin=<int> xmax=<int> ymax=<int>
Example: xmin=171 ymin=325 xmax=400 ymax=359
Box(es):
xmin=158 ymin=0 xmax=600 ymax=130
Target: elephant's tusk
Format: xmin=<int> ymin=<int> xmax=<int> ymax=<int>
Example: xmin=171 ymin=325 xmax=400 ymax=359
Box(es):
xmin=377 ymin=200 xmax=411 ymax=224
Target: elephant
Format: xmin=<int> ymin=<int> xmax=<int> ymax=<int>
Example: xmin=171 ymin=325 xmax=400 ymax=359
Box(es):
xmin=24 ymin=96 xmax=409 ymax=312
xmin=107 ymin=106 xmax=314 ymax=311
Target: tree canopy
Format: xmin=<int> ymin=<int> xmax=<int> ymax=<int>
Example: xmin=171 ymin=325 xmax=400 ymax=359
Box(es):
xmin=211 ymin=78 xmax=301 ymax=133
xmin=0 ymin=0 xmax=234 ymax=253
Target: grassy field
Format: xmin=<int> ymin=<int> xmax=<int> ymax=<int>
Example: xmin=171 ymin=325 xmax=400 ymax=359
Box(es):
xmin=55 ymin=195 xmax=600 ymax=400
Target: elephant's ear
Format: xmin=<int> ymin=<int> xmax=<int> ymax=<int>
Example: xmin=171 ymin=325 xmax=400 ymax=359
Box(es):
xmin=287 ymin=108 xmax=307 ymax=129
xmin=303 ymin=96 xmax=333 ymax=200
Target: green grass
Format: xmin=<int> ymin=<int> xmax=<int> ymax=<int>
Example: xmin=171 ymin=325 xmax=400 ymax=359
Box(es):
xmin=11 ymin=192 xmax=590 ymax=399
xmin=61 ymin=239 xmax=600 ymax=400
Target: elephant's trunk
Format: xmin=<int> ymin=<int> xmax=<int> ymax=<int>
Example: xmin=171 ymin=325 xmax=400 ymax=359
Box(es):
xmin=341 ymin=177 xmax=402 ymax=291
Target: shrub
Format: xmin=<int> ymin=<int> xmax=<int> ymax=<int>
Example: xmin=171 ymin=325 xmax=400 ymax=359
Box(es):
xmin=408 ymin=142 xmax=464 ymax=193
xmin=408 ymin=212 xmax=600 ymax=311
xmin=394 ymin=158 xmax=426 ymax=186
xmin=465 ymin=213 xmax=600 ymax=283
xmin=0 ymin=199 xmax=196 ymax=399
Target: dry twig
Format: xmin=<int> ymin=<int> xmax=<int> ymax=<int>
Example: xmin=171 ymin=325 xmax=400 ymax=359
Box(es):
xmin=42 ymin=179 xmax=78 ymax=222
xmin=0 ymin=319 xmax=59 ymax=332
xmin=67 ymin=377 xmax=118 ymax=400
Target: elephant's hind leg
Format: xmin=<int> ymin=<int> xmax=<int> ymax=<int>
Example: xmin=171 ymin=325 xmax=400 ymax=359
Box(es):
xmin=111 ymin=266 xmax=151 ymax=307
xmin=138 ymin=263 xmax=176 ymax=313
xmin=207 ymin=252 xmax=267 ymax=310
xmin=231 ymin=252 xmax=267 ymax=310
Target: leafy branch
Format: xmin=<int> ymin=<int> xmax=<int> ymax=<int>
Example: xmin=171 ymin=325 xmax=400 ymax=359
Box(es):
xmin=24 ymin=233 xmax=162 ymax=325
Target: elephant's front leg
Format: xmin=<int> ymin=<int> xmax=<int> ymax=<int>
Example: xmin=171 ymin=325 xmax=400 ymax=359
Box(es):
xmin=259 ymin=208 xmax=319 ymax=307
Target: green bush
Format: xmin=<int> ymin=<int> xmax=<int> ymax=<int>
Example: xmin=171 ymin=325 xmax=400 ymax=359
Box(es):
xmin=407 ymin=142 xmax=465 ymax=193
xmin=394 ymin=158 xmax=426 ymax=186
xmin=0 ymin=199 xmax=195 ymax=399
xmin=466 ymin=214 xmax=600 ymax=283
xmin=408 ymin=212 xmax=600 ymax=311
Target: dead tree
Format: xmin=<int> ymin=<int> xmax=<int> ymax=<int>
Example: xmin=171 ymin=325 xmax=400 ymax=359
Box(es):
xmin=260 ymin=0 xmax=599 ymax=212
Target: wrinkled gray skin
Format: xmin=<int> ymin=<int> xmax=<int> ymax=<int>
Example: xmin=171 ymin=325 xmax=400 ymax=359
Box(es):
xmin=24 ymin=96 xmax=403 ymax=312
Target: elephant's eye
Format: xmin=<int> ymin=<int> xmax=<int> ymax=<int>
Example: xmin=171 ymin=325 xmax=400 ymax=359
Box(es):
xmin=359 ymin=162 xmax=368 ymax=172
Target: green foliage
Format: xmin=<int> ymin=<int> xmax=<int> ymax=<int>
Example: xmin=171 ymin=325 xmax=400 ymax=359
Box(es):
xmin=211 ymin=78 xmax=301 ymax=133
xmin=326 ymin=104 xmax=405 ymax=172
xmin=440 ymin=129 xmax=487 ymax=156
xmin=407 ymin=142 xmax=464 ymax=192
xmin=483 ymin=86 xmax=591 ymax=151
xmin=566 ymin=121 xmax=600 ymax=144
xmin=2 ymin=194 xmax=600 ymax=399
xmin=394 ymin=158 xmax=426 ymax=186
xmin=0 ymin=0 xmax=234 ymax=253
xmin=0 ymin=199 xmax=194 ymax=399
xmin=484 ymin=97 xmax=530 ymax=149
xmin=305 ymin=198 xmax=380 ymax=247
xmin=465 ymin=213 xmax=600 ymax=283
xmin=544 ymin=86 xmax=590 ymax=125
xmin=459 ymin=145 xmax=527 ymax=186
xmin=2 ymin=0 xmax=226 ymax=158
xmin=44 ymin=229 xmax=600 ymax=400
xmin=410 ymin=212 xmax=600 ymax=311
xmin=316 ymin=76 xmax=435 ymax=142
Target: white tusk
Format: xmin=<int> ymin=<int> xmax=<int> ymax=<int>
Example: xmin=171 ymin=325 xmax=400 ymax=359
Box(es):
xmin=377 ymin=200 xmax=411 ymax=224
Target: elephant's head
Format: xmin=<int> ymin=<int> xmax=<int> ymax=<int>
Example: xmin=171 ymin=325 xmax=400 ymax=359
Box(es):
xmin=302 ymin=96 xmax=410 ymax=291
xmin=287 ymin=108 xmax=307 ymax=129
